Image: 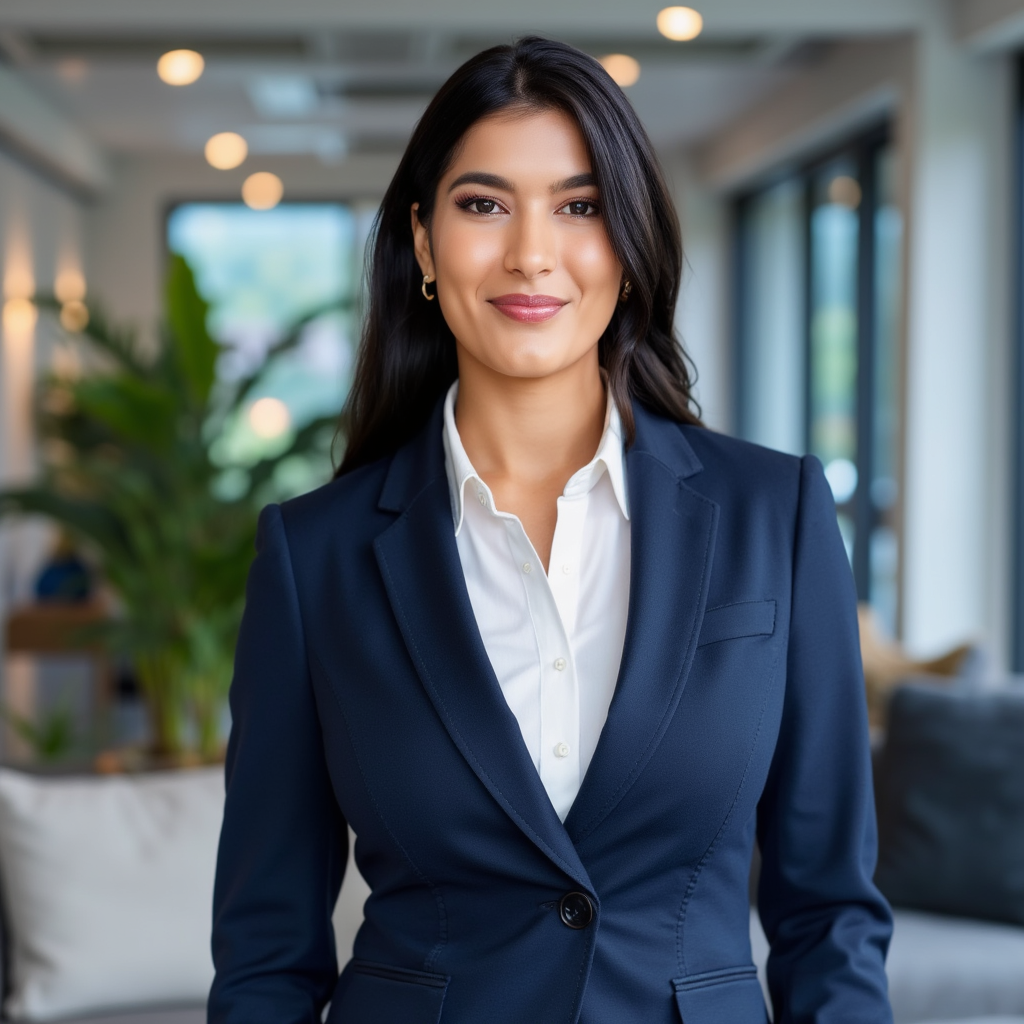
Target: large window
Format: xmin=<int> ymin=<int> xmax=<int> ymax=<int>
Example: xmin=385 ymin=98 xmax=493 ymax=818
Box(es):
xmin=166 ymin=200 xmax=375 ymax=497
xmin=734 ymin=127 xmax=903 ymax=634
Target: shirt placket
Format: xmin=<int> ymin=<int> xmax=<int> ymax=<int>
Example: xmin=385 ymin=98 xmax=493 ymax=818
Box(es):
xmin=502 ymin=522 xmax=580 ymax=820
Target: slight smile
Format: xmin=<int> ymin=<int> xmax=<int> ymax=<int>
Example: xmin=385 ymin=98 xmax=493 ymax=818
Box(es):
xmin=489 ymin=293 xmax=569 ymax=323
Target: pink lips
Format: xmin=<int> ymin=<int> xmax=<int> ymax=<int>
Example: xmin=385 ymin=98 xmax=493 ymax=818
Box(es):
xmin=489 ymin=293 xmax=568 ymax=323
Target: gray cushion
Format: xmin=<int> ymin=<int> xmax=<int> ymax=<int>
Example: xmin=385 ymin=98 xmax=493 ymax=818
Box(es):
xmin=751 ymin=909 xmax=1024 ymax=1023
xmin=875 ymin=684 xmax=1024 ymax=926
xmin=62 ymin=1008 xmax=205 ymax=1024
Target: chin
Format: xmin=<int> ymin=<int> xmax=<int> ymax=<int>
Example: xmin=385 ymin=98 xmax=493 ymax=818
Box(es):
xmin=486 ymin=344 xmax=581 ymax=381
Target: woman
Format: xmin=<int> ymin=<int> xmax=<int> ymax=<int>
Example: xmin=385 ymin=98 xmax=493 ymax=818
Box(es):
xmin=210 ymin=37 xmax=893 ymax=1024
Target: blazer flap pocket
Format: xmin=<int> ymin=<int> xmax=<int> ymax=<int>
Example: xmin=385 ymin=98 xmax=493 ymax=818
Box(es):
xmin=673 ymin=967 xmax=768 ymax=1024
xmin=329 ymin=959 xmax=449 ymax=1024
xmin=698 ymin=600 xmax=776 ymax=647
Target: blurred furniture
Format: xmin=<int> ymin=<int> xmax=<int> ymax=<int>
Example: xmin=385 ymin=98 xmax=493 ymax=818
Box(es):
xmin=0 ymin=764 xmax=368 ymax=1023
xmin=858 ymin=603 xmax=980 ymax=727
xmin=0 ymin=767 xmax=220 ymax=1022
xmin=747 ymin=678 xmax=1024 ymax=1023
xmin=875 ymin=684 xmax=1024 ymax=927
xmin=751 ymin=908 xmax=1024 ymax=1023
xmin=4 ymin=601 xmax=114 ymax=711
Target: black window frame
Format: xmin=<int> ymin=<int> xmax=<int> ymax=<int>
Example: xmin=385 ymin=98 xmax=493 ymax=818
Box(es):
xmin=732 ymin=122 xmax=896 ymax=604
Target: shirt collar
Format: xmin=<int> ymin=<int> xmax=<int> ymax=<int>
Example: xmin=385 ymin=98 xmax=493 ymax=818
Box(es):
xmin=442 ymin=380 xmax=630 ymax=536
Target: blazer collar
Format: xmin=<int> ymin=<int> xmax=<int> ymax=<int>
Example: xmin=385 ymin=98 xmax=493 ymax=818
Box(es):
xmin=373 ymin=398 xmax=718 ymax=874
xmin=374 ymin=397 xmax=593 ymax=889
xmin=563 ymin=402 xmax=717 ymax=843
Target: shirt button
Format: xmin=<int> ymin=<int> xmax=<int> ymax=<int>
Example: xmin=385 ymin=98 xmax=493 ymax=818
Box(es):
xmin=554 ymin=657 xmax=567 ymax=671
xmin=555 ymin=742 xmax=570 ymax=758
xmin=478 ymin=492 xmax=486 ymax=505
xmin=522 ymin=562 xmax=532 ymax=574
xmin=561 ymin=564 xmax=571 ymax=575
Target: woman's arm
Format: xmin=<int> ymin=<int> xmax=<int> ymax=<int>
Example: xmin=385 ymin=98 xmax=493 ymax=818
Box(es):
xmin=756 ymin=455 xmax=893 ymax=1024
xmin=209 ymin=504 xmax=347 ymax=1024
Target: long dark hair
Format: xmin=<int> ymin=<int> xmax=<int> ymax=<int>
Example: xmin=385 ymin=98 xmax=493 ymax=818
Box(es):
xmin=337 ymin=36 xmax=701 ymax=476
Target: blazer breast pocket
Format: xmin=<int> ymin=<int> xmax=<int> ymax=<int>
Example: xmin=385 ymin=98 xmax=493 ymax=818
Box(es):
xmin=697 ymin=600 xmax=776 ymax=648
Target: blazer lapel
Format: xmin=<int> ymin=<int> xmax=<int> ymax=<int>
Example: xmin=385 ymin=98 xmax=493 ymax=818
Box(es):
xmin=564 ymin=404 xmax=719 ymax=844
xmin=373 ymin=404 xmax=592 ymax=890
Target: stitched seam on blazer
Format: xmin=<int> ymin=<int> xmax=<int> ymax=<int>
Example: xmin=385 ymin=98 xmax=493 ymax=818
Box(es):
xmin=310 ymin=646 xmax=450 ymax=972
xmin=572 ymin=461 xmax=718 ymax=845
xmin=565 ymin=929 xmax=596 ymax=1024
xmin=271 ymin=504 xmax=349 ymax=957
xmin=674 ymin=639 xmax=785 ymax=978
xmin=376 ymin=522 xmax=589 ymax=886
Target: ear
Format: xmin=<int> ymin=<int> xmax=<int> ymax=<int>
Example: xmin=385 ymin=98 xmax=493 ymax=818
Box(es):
xmin=411 ymin=203 xmax=435 ymax=280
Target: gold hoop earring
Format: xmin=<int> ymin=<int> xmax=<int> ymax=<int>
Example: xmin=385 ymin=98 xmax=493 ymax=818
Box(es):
xmin=619 ymin=280 xmax=632 ymax=302
xmin=421 ymin=275 xmax=436 ymax=301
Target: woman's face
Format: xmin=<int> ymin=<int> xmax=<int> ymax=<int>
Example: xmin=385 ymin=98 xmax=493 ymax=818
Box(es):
xmin=412 ymin=107 xmax=623 ymax=382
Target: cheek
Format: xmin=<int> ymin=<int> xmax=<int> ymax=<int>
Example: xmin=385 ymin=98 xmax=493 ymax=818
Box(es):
xmin=435 ymin=221 xmax=503 ymax=290
xmin=567 ymin=234 xmax=621 ymax=289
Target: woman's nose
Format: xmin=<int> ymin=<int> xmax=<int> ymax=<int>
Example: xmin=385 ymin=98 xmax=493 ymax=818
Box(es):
xmin=503 ymin=207 xmax=556 ymax=280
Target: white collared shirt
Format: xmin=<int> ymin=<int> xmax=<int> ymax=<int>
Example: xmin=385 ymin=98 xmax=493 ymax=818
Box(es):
xmin=442 ymin=382 xmax=631 ymax=822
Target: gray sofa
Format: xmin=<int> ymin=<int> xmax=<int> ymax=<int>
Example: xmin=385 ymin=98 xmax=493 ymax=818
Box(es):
xmin=750 ymin=908 xmax=1024 ymax=1024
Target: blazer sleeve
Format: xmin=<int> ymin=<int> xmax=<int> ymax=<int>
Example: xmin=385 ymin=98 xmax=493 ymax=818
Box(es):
xmin=756 ymin=455 xmax=893 ymax=1024
xmin=209 ymin=504 xmax=347 ymax=1024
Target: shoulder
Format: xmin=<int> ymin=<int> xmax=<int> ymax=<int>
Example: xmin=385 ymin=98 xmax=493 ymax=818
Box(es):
xmin=676 ymin=425 xmax=813 ymax=532
xmin=682 ymin=426 xmax=803 ymax=491
xmin=275 ymin=456 xmax=393 ymax=552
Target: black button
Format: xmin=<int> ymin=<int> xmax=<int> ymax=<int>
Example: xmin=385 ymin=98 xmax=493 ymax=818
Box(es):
xmin=559 ymin=891 xmax=594 ymax=930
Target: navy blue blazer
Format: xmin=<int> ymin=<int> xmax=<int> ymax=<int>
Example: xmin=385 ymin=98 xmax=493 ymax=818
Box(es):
xmin=209 ymin=400 xmax=893 ymax=1024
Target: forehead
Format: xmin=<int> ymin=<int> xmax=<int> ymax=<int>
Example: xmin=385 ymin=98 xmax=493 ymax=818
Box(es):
xmin=445 ymin=107 xmax=593 ymax=184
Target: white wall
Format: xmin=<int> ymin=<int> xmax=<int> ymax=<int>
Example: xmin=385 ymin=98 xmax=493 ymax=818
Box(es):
xmin=663 ymin=151 xmax=732 ymax=433
xmin=900 ymin=19 xmax=1014 ymax=663
xmin=0 ymin=150 xmax=86 ymax=606
xmin=0 ymin=149 xmax=89 ymax=742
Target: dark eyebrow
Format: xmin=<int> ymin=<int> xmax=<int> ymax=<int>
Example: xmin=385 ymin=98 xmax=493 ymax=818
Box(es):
xmin=446 ymin=171 xmax=598 ymax=195
xmin=550 ymin=172 xmax=597 ymax=193
xmin=447 ymin=172 xmax=515 ymax=193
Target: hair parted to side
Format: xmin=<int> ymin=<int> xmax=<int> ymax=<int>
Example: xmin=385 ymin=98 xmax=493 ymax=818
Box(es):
xmin=337 ymin=35 xmax=701 ymax=476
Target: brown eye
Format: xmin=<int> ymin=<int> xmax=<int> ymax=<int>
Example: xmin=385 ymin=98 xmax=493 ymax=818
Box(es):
xmin=470 ymin=199 xmax=498 ymax=214
xmin=560 ymin=200 xmax=599 ymax=217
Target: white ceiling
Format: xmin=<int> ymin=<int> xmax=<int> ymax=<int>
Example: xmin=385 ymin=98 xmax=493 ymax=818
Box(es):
xmin=0 ymin=0 xmax=938 ymax=167
xmin=0 ymin=0 xmax=933 ymax=34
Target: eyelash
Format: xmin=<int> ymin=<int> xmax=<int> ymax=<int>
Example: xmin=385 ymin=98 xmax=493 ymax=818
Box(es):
xmin=453 ymin=194 xmax=601 ymax=218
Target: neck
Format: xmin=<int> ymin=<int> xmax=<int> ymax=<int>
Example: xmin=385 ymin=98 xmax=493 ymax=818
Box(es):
xmin=454 ymin=349 xmax=606 ymax=489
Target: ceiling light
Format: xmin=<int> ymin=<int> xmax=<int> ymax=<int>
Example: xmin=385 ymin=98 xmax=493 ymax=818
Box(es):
xmin=242 ymin=172 xmax=284 ymax=210
xmin=599 ymin=54 xmax=641 ymax=88
xmin=248 ymin=397 xmax=290 ymax=439
xmin=57 ymin=58 xmax=89 ymax=84
xmin=2 ymin=297 xmax=38 ymax=335
xmin=205 ymin=132 xmax=248 ymax=170
xmin=827 ymin=175 xmax=862 ymax=209
xmin=54 ymin=268 xmax=86 ymax=303
xmin=59 ymin=300 xmax=89 ymax=333
xmin=657 ymin=6 xmax=704 ymax=41
xmin=157 ymin=49 xmax=205 ymax=86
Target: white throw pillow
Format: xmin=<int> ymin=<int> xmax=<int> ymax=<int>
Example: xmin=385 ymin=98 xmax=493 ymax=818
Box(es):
xmin=0 ymin=767 xmax=223 ymax=1021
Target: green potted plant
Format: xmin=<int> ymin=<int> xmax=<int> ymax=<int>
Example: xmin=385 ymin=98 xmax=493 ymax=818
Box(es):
xmin=0 ymin=255 xmax=345 ymax=762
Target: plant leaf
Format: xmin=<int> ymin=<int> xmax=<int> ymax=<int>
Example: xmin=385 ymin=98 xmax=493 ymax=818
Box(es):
xmin=166 ymin=254 xmax=219 ymax=404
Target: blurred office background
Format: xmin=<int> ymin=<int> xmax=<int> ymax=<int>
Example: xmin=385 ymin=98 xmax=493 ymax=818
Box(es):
xmin=0 ymin=2 xmax=1023 ymax=1023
